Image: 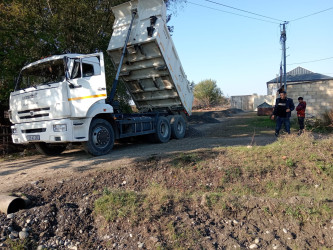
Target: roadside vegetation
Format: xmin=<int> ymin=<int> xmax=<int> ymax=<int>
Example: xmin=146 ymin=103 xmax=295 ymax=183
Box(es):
xmin=305 ymin=109 xmax=333 ymax=133
xmin=94 ymin=133 xmax=333 ymax=248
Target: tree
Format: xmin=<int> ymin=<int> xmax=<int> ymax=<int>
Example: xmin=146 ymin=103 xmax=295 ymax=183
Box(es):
xmin=0 ymin=0 xmax=184 ymax=109
xmin=193 ymin=79 xmax=227 ymax=108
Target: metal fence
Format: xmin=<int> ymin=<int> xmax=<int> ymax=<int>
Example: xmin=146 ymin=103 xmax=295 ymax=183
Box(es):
xmin=0 ymin=125 xmax=12 ymax=155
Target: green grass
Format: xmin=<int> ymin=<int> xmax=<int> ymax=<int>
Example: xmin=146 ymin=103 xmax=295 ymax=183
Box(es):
xmin=247 ymin=116 xmax=276 ymax=128
xmin=4 ymin=239 xmax=36 ymax=250
xmin=94 ymin=190 xmax=142 ymax=222
xmin=170 ymin=152 xmax=203 ymax=169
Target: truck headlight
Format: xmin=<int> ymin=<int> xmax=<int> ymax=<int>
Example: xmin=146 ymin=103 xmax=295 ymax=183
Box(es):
xmin=11 ymin=128 xmax=17 ymax=134
xmin=53 ymin=124 xmax=67 ymax=132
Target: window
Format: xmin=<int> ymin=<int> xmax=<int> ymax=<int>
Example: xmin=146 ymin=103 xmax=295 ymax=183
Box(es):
xmin=82 ymin=63 xmax=94 ymax=77
xmin=17 ymin=59 xmax=65 ymax=90
xmin=71 ymin=59 xmax=81 ymax=79
xmin=70 ymin=56 xmax=101 ymax=79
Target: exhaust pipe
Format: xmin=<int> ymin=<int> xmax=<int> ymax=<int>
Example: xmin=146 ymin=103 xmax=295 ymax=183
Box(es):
xmin=0 ymin=195 xmax=27 ymax=214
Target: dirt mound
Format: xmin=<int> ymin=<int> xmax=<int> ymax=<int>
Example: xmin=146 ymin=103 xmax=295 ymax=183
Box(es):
xmin=188 ymin=108 xmax=243 ymax=124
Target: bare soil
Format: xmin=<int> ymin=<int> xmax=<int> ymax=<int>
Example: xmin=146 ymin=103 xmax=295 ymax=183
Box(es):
xmin=1 ymin=110 xmax=332 ymax=249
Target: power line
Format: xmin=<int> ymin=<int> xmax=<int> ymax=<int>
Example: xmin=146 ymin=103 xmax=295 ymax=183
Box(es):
xmin=290 ymin=6 xmax=333 ymax=22
xmin=204 ymin=0 xmax=284 ymax=22
xmin=288 ymin=56 xmax=333 ymax=65
xmin=187 ymin=2 xmax=280 ymax=24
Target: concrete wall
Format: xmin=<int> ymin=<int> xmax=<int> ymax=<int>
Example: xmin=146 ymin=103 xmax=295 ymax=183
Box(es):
xmin=231 ymin=95 xmax=276 ymax=111
xmin=267 ymin=82 xmax=280 ymax=95
xmin=267 ymin=80 xmax=333 ymax=117
xmin=284 ymin=80 xmax=333 ymax=117
xmin=230 ymin=95 xmax=253 ymax=111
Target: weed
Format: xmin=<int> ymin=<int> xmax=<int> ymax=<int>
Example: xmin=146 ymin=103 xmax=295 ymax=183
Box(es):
xmin=316 ymin=162 xmax=333 ymax=178
xmin=171 ymin=153 xmax=201 ymax=169
xmin=221 ymin=166 xmax=242 ymax=184
xmin=284 ymin=200 xmax=332 ymax=223
xmin=286 ymin=158 xmax=295 ymax=168
xmin=166 ymin=221 xmax=200 ymax=248
xmin=231 ymin=184 xmax=254 ymax=196
xmin=103 ymin=187 xmax=110 ymax=195
xmin=5 ymin=239 xmax=35 ymax=250
xmin=285 ymin=206 xmax=304 ymax=221
xmin=205 ymin=192 xmax=223 ymax=208
xmin=143 ymin=183 xmax=176 ymax=220
xmin=263 ymin=206 xmax=273 ymax=216
xmin=94 ymin=190 xmax=142 ymax=222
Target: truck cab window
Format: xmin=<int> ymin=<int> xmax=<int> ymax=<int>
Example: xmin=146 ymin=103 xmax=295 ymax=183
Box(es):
xmin=70 ymin=57 xmax=101 ymax=79
xmin=82 ymin=63 xmax=94 ymax=77
xmin=82 ymin=57 xmax=101 ymax=77
xmin=71 ymin=59 xmax=81 ymax=79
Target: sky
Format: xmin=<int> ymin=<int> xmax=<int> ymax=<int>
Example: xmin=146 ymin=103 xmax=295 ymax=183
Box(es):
xmin=168 ymin=0 xmax=333 ymax=97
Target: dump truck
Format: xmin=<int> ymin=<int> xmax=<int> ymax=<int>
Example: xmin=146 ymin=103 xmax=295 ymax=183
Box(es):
xmin=9 ymin=0 xmax=193 ymax=156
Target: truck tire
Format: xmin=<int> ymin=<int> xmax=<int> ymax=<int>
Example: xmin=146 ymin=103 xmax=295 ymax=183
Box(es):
xmin=171 ymin=115 xmax=186 ymax=139
xmin=35 ymin=143 xmax=67 ymax=156
xmin=83 ymin=118 xmax=115 ymax=156
xmin=153 ymin=116 xmax=171 ymax=143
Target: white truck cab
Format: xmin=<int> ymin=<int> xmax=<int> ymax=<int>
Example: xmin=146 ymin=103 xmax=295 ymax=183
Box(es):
xmin=10 ymin=53 xmax=113 ymax=155
xmin=9 ymin=0 xmax=193 ymax=156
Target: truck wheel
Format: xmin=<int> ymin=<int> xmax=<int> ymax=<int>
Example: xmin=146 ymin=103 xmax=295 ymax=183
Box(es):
xmin=153 ymin=116 xmax=171 ymax=143
xmin=83 ymin=118 xmax=115 ymax=156
xmin=171 ymin=115 xmax=186 ymax=139
xmin=35 ymin=143 xmax=67 ymax=156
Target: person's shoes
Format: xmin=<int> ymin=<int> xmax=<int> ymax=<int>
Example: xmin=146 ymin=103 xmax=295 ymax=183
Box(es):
xmin=297 ymin=130 xmax=303 ymax=136
xmin=275 ymin=132 xmax=279 ymax=137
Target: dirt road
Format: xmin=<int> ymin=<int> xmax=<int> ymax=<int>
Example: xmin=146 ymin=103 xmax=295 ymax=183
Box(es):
xmin=0 ymin=111 xmax=275 ymax=193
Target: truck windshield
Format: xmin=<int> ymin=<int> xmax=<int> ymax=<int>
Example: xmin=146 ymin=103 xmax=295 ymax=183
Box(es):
xmin=16 ymin=59 xmax=65 ymax=90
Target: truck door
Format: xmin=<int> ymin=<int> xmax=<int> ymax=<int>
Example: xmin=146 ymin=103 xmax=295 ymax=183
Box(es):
xmin=67 ymin=53 xmax=107 ymax=117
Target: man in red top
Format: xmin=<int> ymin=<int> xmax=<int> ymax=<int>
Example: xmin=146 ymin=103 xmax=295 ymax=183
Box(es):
xmin=296 ymin=97 xmax=306 ymax=134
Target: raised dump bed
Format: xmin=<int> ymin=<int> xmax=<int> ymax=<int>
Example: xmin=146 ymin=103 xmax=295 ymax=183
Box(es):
xmin=108 ymin=0 xmax=193 ymax=115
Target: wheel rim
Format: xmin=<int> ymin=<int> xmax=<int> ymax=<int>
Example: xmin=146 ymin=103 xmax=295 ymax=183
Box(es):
xmin=176 ymin=121 xmax=184 ymax=134
xmin=160 ymin=122 xmax=168 ymax=138
xmin=92 ymin=125 xmax=110 ymax=149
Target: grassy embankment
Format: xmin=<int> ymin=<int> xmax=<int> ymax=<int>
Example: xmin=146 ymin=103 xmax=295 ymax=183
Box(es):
xmin=94 ymin=132 xmax=332 ymax=248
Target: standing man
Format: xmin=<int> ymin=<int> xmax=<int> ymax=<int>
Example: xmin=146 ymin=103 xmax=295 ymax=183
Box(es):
xmin=271 ymin=91 xmax=295 ymax=136
xmin=296 ymin=97 xmax=306 ymax=134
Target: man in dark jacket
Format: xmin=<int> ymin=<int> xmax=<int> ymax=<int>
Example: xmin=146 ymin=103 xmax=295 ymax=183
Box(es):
xmin=271 ymin=91 xmax=295 ymax=136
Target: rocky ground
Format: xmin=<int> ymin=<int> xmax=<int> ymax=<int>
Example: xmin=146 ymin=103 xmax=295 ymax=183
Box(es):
xmin=0 ymin=110 xmax=332 ymax=249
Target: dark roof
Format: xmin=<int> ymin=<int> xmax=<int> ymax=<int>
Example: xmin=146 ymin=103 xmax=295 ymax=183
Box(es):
xmin=257 ymin=102 xmax=272 ymax=108
xmin=267 ymin=66 xmax=333 ymax=84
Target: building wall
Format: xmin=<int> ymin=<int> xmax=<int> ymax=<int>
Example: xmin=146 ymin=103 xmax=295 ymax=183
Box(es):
xmin=267 ymin=82 xmax=280 ymax=95
xmin=284 ymin=80 xmax=333 ymax=117
xmin=231 ymin=95 xmax=275 ymax=111
xmin=230 ymin=95 xmax=253 ymax=111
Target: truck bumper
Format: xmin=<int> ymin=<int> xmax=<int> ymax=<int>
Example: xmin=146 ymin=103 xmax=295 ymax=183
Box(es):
xmin=11 ymin=118 xmax=87 ymax=144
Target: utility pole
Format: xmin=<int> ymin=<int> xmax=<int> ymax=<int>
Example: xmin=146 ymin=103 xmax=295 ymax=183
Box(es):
xmin=280 ymin=21 xmax=288 ymax=91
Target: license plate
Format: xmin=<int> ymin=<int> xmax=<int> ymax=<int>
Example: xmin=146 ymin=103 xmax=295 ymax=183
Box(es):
xmin=27 ymin=135 xmax=40 ymax=141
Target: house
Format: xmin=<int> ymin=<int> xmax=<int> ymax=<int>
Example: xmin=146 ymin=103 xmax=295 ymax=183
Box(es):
xmin=267 ymin=67 xmax=333 ymax=117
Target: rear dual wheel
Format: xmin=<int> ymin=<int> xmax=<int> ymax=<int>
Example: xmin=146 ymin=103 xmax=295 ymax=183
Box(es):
xmin=171 ymin=115 xmax=186 ymax=139
xmin=153 ymin=116 xmax=171 ymax=143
